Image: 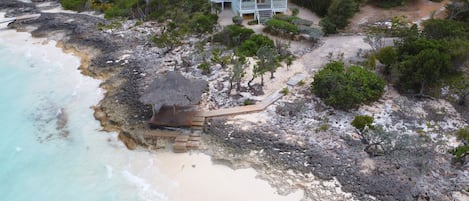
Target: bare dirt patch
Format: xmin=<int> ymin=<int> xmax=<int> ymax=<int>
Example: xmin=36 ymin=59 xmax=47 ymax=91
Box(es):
xmin=348 ymin=0 xmax=450 ymax=33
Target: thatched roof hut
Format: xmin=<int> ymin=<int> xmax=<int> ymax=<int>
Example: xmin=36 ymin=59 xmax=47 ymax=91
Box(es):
xmin=141 ymin=71 xmax=208 ymax=112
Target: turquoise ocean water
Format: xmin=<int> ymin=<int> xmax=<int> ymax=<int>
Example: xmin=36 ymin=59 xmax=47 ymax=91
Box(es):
xmin=0 ymin=33 xmax=168 ymax=201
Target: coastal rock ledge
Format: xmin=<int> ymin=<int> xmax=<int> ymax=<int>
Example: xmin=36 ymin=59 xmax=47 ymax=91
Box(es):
xmin=2 ymin=1 xmax=468 ymax=201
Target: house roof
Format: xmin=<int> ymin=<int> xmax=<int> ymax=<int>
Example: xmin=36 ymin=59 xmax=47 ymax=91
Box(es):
xmin=140 ymin=71 xmax=208 ymax=110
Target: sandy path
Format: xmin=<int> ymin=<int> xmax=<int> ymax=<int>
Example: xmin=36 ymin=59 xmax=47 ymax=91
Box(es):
xmin=300 ymin=36 xmax=371 ymax=72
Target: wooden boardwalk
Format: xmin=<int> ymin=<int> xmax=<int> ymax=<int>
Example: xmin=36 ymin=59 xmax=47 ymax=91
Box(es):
xmin=191 ymin=73 xmax=306 ymax=127
xmin=0 ymin=14 xmax=41 ymax=24
xmin=194 ymin=89 xmax=284 ymax=118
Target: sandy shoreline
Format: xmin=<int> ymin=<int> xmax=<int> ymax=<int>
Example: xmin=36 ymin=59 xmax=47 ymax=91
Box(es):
xmin=0 ymin=11 xmax=305 ymax=201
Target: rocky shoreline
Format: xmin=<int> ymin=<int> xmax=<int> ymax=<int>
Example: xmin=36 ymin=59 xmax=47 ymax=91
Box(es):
xmin=2 ymin=1 xmax=468 ymax=201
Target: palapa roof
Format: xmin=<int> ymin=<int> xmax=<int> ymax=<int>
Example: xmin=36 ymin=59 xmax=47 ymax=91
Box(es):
xmin=140 ymin=71 xmax=208 ymax=110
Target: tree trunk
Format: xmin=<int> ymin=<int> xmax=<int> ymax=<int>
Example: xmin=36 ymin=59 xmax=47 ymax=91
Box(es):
xmin=419 ymin=81 xmax=426 ymax=97
xmin=270 ymin=71 xmax=274 ymax=79
xmin=458 ymin=91 xmax=468 ymax=105
xmin=261 ymin=75 xmax=264 ymax=86
xmin=228 ymin=80 xmax=233 ymax=95
xmin=236 ymin=80 xmax=241 ymax=92
xmin=248 ymin=76 xmax=255 ymax=89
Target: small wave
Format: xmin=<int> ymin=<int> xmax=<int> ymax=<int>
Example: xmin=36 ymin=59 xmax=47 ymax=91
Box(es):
xmin=105 ymin=165 xmax=113 ymax=179
xmin=121 ymin=170 xmax=169 ymax=201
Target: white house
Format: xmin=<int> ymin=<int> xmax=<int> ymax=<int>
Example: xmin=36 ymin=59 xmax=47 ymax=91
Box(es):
xmin=211 ymin=0 xmax=288 ymax=23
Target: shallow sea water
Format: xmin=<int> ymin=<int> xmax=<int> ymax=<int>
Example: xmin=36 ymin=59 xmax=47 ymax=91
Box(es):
xmin=0 ymin=31 xmax=170 ymax=201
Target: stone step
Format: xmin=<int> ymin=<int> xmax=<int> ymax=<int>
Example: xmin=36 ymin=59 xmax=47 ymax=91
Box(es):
xmin=173 ymin=142 xmax=187 ymax=153
xmin=190 ymin=131 xmax=202 ymax=137
xmin=191 ymin=121 xmax=205 ymax=126
xmin=186 ymin=141 xmax=200 ymax=148
xmin=188 ymin=136 xmax=201 ymax=142
xmin=192 ymin=116 xmax=205 ymax=122
xmin=175 ymin=135 xmax=190 ymax=142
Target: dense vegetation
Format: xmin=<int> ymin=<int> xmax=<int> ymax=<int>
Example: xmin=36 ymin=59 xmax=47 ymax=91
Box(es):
xmin=264 ymin=16 xmax=323 ymax=42
xmin=375 ymin=18 xmax=469 ymax=98
xmin=311 ymin=61 xmax=385 ymax=110
xmin=60 ymin=0 xmax=218 ymax=53
xmin=320 ymin=0 xmax=358 ymax=34
xmin=290 ymin=0 xmax=359 ymax=34
xmin=290 ymin=0 xmax=331 ymax=17
xmin=447 ymin=0 xmax=469 ymax=22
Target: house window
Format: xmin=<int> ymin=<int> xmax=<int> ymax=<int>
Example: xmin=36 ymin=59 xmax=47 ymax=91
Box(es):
xmin=257 ymin=0 xmax=266 ymax=3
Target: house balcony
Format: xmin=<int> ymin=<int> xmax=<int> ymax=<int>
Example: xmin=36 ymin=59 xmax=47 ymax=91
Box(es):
xmin=239 ymin=0 xmax=287 ymax=11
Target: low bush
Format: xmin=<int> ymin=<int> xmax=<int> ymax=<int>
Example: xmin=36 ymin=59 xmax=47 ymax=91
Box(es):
xmin=60 ymin=0 xmax=87 ymax=11
xmin=274 ymin=15 xmax=313 ymax=26
xmin=265 ymin=18 xmax=299 ymax=35
xmin=232 ymin=16 xmax=243 ymax=25
xmin=450 ymin=127 xmax=469 ymax=163
xmin=298 ymin=25 xmax=323 ymax=42
xmin=311 ymin=61 xmax=385 ymax=110
xmin=213 ymin=25 xmax=255 ymax=47
xmin=351 ymin=115 xmax=374 ymax=131
xmin=190 ymin=12 xmax=218 ymax=33
xmin=237 ymin=34 xmax=275 ymax=56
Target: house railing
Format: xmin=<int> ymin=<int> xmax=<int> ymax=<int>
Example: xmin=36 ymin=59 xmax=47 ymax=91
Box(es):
xmin=272 ymin=0 xmax=287 ymax=9
xmin=241 ymin=1 xmax=256 ymax=10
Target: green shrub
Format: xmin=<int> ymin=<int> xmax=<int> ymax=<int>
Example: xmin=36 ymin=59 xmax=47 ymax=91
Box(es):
xmin=198 ymin=62 xmax=211 ymax=74
xmin=274 ymin=15 xmax=313 ymax=26
xmin=213 ymin=25 xmax=254 ymax=47
xmin=319 ymin=124 xmax=330 ymax=131
xmin=243 ymin=99 xmax=255 ymax=105
xmin=281 ymin=87 xmax=289 ymax=95
xmin=60 ymin=0 xmax=87 ymax=11
xmin=291 ymin=7 xmax=300 ymax=16
xmin=134 ymin=20 xmax=143 ymax=26
xmin=376 ymin=46 xmax=397 ymax=69
xmin=320 ymin=17 xmax=337 ymax=35
xmin=364 ymin=53 xmax=377 ymax=70
xmin=298 ymin=25 xmax=323 ymax=42
xmin=237 ymin=34 xmax=275 ymax=56
xmin=450 ymin=127 xmax=469 ymax=163
xmin=326 ymin=0 xmax=358 ymax=30
xmin=311 ymin=61 xmax=386 ymax=110
xmin=351 ymin=115 xmax=374 ymax=131
xmin=190 ymin=12 xmax=218 ymax=33
xmin=265 ymin=19 xmax=299 ymax=35
xmin=423 ymin=19 xmax=469 ymax=40
xmin=290 ymin=0 xmax=331 ymax=17
xmin=247 ymin=20 xmax=257 ymax=25
xmin=232 ymin=16 xmax=243 ymax=25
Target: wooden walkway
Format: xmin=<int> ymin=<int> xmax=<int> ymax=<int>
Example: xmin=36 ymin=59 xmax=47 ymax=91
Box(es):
xmin=0 ymin=14 xmax=41 ymax=24
xmin=195 ymin=89 xmax=284 ymax=118
xmin=191 ymin=73 xmax=306 ymax=127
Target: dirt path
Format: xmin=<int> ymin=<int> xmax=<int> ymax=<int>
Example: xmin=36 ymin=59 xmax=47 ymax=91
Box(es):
xmin=299 ymin=36 xmax=371 ymax=73
xmin=349 ymin=0 xmax=450 ymax=32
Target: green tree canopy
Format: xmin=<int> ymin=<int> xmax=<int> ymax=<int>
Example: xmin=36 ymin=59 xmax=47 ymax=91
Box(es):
xmin=311 ymin=61 xmax=385 ymax=110
xmin=237 ymin=34 xmax=275 ymax=57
